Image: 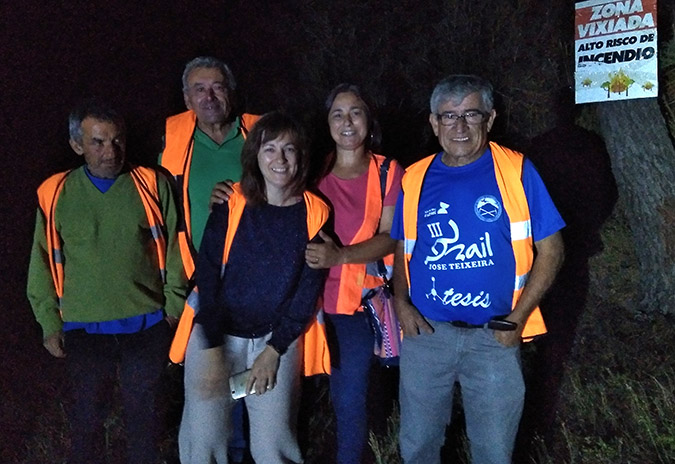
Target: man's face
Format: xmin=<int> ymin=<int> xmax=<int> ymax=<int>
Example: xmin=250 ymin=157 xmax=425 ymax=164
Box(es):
xmin=429 ymin=91 xmax=496 ymax=167
xmin=183 ymin=67 xmax=230 ymax=125
xmin=69 ymin=117 xmax=125 ymax=179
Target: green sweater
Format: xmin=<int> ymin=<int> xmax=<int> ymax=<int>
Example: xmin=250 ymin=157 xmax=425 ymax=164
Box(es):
xmin=27 ymin=166 xmax=188 ymax=338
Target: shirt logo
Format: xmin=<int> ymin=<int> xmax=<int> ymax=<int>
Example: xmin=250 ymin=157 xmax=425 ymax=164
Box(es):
xmin=423 ymin=201 xmax=450 ymax=218
xmin=474 ymin=195 xmax=502 ymax=222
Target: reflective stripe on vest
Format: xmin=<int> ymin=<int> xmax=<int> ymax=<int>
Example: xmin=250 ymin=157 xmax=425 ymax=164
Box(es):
xmin=400 ymin=142 xmax=546 ymax=340
xmin=161 ymin=110 xmax=261 ymax=279
xmin=129 ymin=168 xmax=168 ymax=282
xmin=168 ymin=185 xmax=332 ymax=375
xmin=36 ymin=166 xmax=168 ymax=308
xmin=333 ymin=154 xmax=398 ymax=315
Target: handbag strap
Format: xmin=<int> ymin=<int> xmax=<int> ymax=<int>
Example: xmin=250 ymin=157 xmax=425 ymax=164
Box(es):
xmin=375 ymin=157 xmax=392 ymax=279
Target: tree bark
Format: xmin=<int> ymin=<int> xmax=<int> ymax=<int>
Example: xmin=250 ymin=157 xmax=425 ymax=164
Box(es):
xmin=595 ymin=98 xmax=675 ymax=313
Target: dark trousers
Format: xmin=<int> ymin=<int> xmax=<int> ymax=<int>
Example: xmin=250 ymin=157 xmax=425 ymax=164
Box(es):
xmin=64 ymin=321 xmax=170 ymax=464
xmin=325 ymin=312 xmax=375 ymax=464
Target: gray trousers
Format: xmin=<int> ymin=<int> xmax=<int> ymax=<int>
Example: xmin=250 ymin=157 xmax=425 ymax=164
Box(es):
xmin=399 ymin=320 xmax=524 ymax=464
xmin=179 ymin=326 xmax=303 ymax=464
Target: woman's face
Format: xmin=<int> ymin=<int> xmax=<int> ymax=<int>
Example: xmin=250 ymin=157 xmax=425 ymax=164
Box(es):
xmin=328 ymin=91 xmax=369 ymax=151
xmin=257 ymin=132 xmax=299 ymax=194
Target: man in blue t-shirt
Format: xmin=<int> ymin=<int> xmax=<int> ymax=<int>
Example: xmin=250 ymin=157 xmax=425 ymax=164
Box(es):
xmin=391 ymin=75 xmax=565 ymax=464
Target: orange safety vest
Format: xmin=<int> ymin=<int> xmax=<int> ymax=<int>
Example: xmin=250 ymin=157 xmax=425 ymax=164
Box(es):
xmin=332 ymin=154 xmax=400 ymax=314
xmin=169 ymin=185 xmax=332 ymax=376
xmin=161 ymin=110 xmax=260 ymax=279
xmin=36 ymin=166 xmax=168 ymax=307
xmin=400 ymin=142 xmax=546 ymax=340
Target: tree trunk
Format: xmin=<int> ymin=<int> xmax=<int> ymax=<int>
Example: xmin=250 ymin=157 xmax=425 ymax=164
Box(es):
xmin=595 ymin=98 xmax=675 ymax=314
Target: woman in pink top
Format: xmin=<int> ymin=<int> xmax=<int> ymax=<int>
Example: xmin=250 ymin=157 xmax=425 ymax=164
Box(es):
xmin=305 ymin=84 xmax=404 ymax=464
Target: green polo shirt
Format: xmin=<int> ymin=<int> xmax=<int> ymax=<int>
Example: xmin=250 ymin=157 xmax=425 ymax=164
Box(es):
xmin=187 ymin=120 xmax=245 ymax=250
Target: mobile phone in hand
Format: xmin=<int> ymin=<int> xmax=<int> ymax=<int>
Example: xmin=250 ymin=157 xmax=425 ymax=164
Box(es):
xmin=229 ymin=369 xmax=255 ymax=400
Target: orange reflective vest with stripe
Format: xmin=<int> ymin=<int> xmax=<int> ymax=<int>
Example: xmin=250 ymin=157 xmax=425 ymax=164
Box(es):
xmin=400 ymin=142 xmax=546 ymax=340
xmin=331 ymin=154 xmax=399 ymax=315
xmin=169 ymin=185 xmax=332 ymax=375
xmin=36 ymin=166 xmax=168 ymax=306
xmin=161 ymin=110 xmax=260 ymax=279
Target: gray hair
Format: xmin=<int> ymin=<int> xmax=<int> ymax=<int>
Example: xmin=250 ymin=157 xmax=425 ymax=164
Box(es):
xmin=68 ymin=98 xmax=125 ymax=143
xmin=181 ymin=56 xmax=237 ymax=94
xmin=430 ymin=75 xmax=494 ymax=114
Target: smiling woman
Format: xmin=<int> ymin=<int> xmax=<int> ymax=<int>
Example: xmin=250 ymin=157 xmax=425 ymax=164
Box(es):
xmin=179 ymin=112 xmax=329 ymax=464
xmin=240 ymin=112 xmax=310 ymax=207
xmin=256 ymin=134 xmax=299 ymax=204
xmin=303 ymin=84 xmax=405 ymax=464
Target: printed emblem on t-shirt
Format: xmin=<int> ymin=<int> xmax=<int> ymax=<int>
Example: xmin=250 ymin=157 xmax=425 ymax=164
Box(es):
xmin=474 ymin=195 xmax=502 ymax=222
xmin=423 ymin=201 xmax=450 ymax=218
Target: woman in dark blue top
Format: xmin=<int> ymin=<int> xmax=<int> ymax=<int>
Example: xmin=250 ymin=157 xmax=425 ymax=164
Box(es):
xmin=179 ymin=112 xmax=329 ymax=464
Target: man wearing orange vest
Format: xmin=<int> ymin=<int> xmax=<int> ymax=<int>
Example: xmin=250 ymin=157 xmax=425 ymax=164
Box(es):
xmin=160 ymin=56 xmax=259 ymax=280
xmin=391 ymin=75 xmax=565 ymax=464
xmin=160 ymin=56 xmax=258 ymax=463
xmin=27 ymin=100 xmax=188 ymax=464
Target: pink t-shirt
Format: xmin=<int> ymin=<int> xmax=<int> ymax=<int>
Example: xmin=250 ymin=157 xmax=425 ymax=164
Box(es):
xmin=318 ymin=159 xmax=404 ymax=314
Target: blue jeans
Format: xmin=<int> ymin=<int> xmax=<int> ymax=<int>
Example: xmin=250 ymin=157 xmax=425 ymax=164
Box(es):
xmin=399 ymin=320 xmax=524 ymax=464
xmin=228 ymin=401 xmax=247 ymax=462
xmin=325 ymin=312 xmax=375 ymax=464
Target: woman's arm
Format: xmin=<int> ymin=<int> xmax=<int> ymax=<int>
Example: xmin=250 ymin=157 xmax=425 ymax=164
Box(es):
xmin=305 ymin=205 xmax=396 ymax=268
xmin=193 ymin=202 xmax=229 ymax=347
xmin=266 ymin=262 xmax=326 ymax=354
xmin=249 ymin=259 xmax=326 ymax=395
xmin=305 ymin=160 xmax=404 ymax=268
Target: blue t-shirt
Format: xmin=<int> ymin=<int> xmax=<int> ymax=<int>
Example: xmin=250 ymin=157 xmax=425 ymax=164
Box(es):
xmin=391 ymin=149 xmax=564 ymax=324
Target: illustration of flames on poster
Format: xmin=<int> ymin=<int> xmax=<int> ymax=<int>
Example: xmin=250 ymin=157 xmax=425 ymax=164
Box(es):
xmin=575 ymin=0 xmax=658 ymax=103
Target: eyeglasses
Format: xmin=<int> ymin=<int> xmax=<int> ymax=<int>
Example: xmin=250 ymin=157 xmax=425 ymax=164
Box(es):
xmin=436 ymin=111 xmax=487 ymax=126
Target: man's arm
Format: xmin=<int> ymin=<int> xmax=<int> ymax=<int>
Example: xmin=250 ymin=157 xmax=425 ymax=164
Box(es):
xmin=392 ymin=240 xmax=434 ymax=337
xmin=26 ymin=209 xmax=66 ymax=357
xmin=496 ymin=231 xmax=564 ymax=346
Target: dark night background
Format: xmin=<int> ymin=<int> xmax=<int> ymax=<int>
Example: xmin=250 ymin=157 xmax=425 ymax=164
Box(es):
xmin=0 ymin=1 xmax=639 ymax=462
xmin=1 ymin=3 xmax=440 ymax=460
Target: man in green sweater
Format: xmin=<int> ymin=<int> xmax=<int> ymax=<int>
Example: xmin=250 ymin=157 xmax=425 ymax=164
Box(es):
xmin=27 ymin=100 xmax=188 ymax=464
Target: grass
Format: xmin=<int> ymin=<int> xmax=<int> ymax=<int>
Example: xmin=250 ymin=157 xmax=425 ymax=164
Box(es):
xmin=368 ymin=404 xmax=401 ymax=464
xmin=538 ymin=211 xmax=675 ymax=463
xmin=525 ymin=210 xmax=675 ymax=464
xmin=554 ymin=369 xmax=675 ymax=464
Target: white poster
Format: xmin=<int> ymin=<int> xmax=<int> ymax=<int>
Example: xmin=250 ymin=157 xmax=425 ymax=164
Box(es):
xmin=575 ymin=0 xmax=658 ymax=103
